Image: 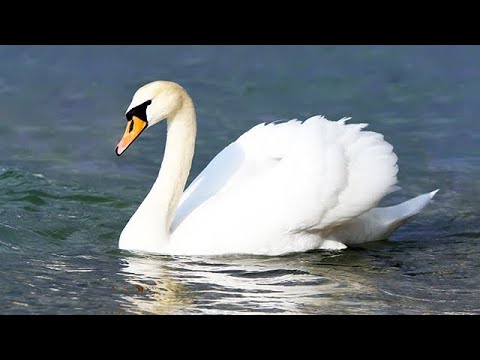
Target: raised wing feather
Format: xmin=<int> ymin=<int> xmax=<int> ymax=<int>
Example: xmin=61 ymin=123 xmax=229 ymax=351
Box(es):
xmin=171 ymin=116 xmax=399 ymax=253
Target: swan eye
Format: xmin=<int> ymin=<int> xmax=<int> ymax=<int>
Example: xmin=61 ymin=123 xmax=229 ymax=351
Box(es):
xmin=126 ymin=99 xmax=152 ymax=123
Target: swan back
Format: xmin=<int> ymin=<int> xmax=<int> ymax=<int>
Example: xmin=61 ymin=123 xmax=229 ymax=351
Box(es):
xmin=169 ymin=116 xmax=399 ymax=255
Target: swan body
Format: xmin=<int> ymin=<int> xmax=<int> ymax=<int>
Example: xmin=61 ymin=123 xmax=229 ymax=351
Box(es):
xmin=115 ymin=81 xmax=437 ymax=256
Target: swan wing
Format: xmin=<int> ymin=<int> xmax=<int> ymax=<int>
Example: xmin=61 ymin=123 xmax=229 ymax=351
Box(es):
xmin=171 ymin=116 xmax=399 ymax=254
xmin=171 ymin=119 xmax=301 ymax=231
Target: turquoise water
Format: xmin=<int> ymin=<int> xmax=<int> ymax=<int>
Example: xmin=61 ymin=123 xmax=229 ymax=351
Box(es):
xmin=0 ymin=45 xmax=478 ymax=314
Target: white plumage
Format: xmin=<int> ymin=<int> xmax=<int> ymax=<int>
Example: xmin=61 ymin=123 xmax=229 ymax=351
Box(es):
xmin=116 ymin=81 xmax=437 ymax=256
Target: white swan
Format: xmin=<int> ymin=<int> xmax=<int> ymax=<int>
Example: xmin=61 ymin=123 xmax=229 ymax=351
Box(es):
xmin=115 ymin=81 xmax=438 ymax=256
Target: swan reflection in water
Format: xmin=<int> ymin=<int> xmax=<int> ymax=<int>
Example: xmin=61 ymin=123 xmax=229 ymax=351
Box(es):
xmin=117 ymin=251 xmax=392 ymax=315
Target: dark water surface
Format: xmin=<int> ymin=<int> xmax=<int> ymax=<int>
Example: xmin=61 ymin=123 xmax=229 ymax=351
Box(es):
xmin=0 ymin=45 xmax=478 ymax=314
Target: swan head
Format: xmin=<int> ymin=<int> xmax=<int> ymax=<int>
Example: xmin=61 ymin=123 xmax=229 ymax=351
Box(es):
xmin=115 ymin=81 xmax=185 ymax=156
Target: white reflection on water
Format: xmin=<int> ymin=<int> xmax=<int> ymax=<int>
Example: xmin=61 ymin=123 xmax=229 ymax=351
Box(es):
xmin=118 ymin=253 xmax=391 ymax=315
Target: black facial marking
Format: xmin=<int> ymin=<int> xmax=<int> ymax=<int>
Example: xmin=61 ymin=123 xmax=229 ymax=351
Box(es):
xmin=128 ymin=119 xmax=134 ymax=133
xmin=126 ymin=100 xmax=152 ymax=123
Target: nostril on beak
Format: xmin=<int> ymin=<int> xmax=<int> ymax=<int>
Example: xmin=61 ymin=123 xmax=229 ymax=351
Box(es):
xmin=129 ymin=120 xmax=134 ymax=133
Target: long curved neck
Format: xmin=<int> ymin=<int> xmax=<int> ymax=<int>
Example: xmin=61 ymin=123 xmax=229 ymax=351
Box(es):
xmin=152 ymin=95 xmax=196 ymax=234
xmin=119 ymin=94 xmax=196 ymax=252
xmin=155 ymin=96 xmax=196 ymax=232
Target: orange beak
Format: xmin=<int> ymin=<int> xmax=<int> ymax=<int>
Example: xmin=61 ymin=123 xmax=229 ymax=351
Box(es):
xmin=115 ymin=116 xmax=148 ymax=156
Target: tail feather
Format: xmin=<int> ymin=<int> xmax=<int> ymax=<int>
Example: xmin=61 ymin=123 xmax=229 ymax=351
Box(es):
xmin=328 ymin=190 xmax=439 ymax=245
xmin=381 ymin=189 xmax=439 ymax=225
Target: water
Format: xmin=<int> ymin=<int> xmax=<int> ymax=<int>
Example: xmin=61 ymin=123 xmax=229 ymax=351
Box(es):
xmin=0 ymin=45 xmax=478 ymax=314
